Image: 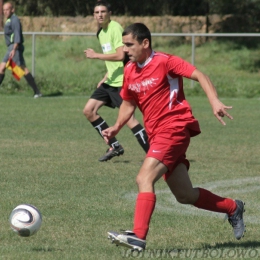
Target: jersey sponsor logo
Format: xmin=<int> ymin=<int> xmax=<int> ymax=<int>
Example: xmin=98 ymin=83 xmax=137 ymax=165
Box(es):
xmin=128 ymin=77 xmax=158 ymax=94
xmin=102 ymin=42 xmax=112 ymax=53
xmin=152 ymin=150 xmax=161 ymax=153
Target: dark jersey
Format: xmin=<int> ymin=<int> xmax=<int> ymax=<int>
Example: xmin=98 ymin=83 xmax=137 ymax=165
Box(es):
xmin=4 ymin=14 xmax=24 ymax=46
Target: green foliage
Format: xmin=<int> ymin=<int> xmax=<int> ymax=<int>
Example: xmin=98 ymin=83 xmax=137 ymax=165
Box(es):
xmin=190 ymin=40 xmax=260 ymax=98
xmin=1 ymin=35 xmax=260 ymax=98
xmin=0 ymin=96 xmax=259 ymax=259
xmin=11 ymin=0 xmax=260 ymax=19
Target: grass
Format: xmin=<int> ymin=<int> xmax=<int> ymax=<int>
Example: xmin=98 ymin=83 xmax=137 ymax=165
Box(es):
xmin=0 ymin=95 xmax=259 ymax=259
xmin=0 ymin=35 xmax=260 ymax=98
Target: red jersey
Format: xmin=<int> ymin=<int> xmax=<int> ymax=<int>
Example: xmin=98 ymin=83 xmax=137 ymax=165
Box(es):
xmin=121 ymin=51 xmax=201 ymax=139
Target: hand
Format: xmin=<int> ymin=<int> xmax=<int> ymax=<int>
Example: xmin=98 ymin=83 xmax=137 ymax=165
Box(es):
xmin=97 ymin=80 xmax=103 ymax=88
xmin=97 ymin=81 xmax=102 ymax=88
xmin=211 ymin=99 xmax=233 ymax=125
xmin=9 ymin=49 xmax=15 ymax=59
xmin=102 ymin=126 xmax=119 ymax=144
xmin=84 ymin=48 xmax=96 ymax=59
xmin=97 ymin=73 xmax=108 ymax=88
xmin=97 ymin=78 xmax=106 ymax=88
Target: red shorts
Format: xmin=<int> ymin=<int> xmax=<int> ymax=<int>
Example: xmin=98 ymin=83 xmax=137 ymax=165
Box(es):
xmin=146 ymin=126 xmax=190 ymax=180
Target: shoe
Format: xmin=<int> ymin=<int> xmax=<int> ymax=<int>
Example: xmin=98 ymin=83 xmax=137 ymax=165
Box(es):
xmin=98 ymin=145 xmax=124 ymax=162
xmin=108 ymin=230 xmax=146 ymax=251
xmin=228 ymin=200 xmax=245 ymax=240
xmin=34 ymin=93 xmax=42 ymax=98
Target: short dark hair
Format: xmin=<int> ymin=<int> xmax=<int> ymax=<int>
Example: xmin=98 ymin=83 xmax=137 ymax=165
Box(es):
xmin=94 ymin=1 xmax=112 ymax=12
xmin=122 ymin=23 xmax=152 ymax=48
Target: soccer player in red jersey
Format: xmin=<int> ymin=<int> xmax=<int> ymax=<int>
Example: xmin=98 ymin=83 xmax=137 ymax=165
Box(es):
xmin=103 ymin=23 xmax=245 ymax=251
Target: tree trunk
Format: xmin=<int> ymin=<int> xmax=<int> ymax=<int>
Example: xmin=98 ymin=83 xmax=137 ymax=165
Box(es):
xmin=0 ymin=0 xmax=3 ymax=30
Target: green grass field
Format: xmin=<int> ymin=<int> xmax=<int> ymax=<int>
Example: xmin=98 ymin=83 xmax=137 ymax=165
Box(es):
xmin=0 ymin=95 xmax=259 ymax=259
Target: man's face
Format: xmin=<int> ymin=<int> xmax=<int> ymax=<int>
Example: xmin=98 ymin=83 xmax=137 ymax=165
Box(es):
xmin=93 ymin=5 xmax=111 ymax=27
xmin=3 ymin=4 xmax=14 ymax=19
xmin=123 ymin=34 xmax=148 ymax=64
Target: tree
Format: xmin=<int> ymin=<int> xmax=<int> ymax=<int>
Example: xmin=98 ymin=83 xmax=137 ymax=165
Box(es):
xmin=7 ymin=0 xmax=260 ymax=35
xmin=0 ymin=0 xmax=3 ymax=30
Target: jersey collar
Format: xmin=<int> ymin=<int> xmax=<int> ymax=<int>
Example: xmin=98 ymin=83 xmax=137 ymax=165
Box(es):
xmin=137 ymin=50 xmax=154 ymax=68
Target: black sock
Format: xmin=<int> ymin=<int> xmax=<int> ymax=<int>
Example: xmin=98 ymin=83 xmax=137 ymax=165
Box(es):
xmin=0 ymin=73 xmax=5 ymax=85
xmin=131 ymin=124 xmax=149 ymax=153
xmin=24 ymin=73 xmax=41 ymax=94
xmin=91 ymin=117 xmax=119 ymax=148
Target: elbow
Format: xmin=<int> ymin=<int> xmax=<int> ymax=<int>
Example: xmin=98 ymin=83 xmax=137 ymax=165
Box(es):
xmin=191 ymin=69 xmax=208 ymax=82
xmin=115 ymin=51 xmax=125 ymax=61
xmin=119 ymin=54 xmax=125 ymax=62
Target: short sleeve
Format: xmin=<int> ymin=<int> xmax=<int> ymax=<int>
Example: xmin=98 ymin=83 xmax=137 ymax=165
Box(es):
xmin=112 ymin=25 xmax=124 ymax=50
xmin=167 ymin=55 xmax=196 ymax=78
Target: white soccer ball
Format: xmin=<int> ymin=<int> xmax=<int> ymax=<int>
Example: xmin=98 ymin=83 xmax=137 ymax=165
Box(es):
xmin=9 ymin=204 xmax=42 ymax=237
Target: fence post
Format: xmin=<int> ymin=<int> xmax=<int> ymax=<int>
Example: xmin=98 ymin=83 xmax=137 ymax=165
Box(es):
xmin=191 ymin=34 xmax=195 ymax=88
xmin=32 ymin=33 xmax=36 ymax=77
xmin=0 ymin=0 xmax=3 ymax=30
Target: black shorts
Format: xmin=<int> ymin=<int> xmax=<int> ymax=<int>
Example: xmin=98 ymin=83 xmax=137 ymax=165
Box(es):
xmin=90 ymin=83 xmax=123 ymax=108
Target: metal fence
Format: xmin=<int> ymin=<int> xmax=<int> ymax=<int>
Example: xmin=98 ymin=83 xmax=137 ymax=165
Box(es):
xmin=1 ymin=32 xmax=260 ymax=77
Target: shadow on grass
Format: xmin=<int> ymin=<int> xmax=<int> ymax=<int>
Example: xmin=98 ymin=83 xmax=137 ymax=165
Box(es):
xmin=158 ymin=241 xmax=260 ymax=252
xmin=202 ymin=240 xmax=260 ymax=249
xmin=32 ymin=247 xmax=63 ymax=252
xmin=113 ymin=160 xmax=131 ymax=163
xmin=41 ymin=91 xmax=63 ymax=97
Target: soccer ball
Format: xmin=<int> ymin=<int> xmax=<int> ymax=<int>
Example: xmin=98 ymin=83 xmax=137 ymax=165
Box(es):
xmin=9 ymin=204 xmax=42 ymax=237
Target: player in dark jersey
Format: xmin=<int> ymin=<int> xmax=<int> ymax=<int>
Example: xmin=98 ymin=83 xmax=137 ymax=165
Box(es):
xmin=103 ymin=23 xmax=245 ymax=251
xmin=0 ymin=2 xmax=42 ymax=98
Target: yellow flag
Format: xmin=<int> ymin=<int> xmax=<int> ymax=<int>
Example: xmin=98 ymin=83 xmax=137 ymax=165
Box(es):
xmin=6 ymin=59 xmax=25 ymax=81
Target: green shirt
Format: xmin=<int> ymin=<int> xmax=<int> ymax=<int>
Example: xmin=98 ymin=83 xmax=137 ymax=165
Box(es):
xmin=98 ymin=20 xmax=124 ymax=87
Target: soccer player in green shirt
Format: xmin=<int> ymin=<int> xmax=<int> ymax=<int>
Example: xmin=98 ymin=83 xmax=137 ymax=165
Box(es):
xmin=83 ymin=1 xmax=149 ymax=162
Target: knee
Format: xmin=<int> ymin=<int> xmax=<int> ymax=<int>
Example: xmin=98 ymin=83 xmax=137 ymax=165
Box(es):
xmin=135 ymin=174 xmax=143 ymax=187
xmin=23 ymin=67 xmax=29 ymax=74
xmin=173 ymin=187 xmax=199 ymax=205
xmin=135 ymin=174 xmax=154 ymax=192
xmin=0 ymin=65 xmax=6 ymax=74
xmin=83 ymin=105 xmax=94 ymax=120
xmin=175 ymin=195 xmax=191 ymax=204
xmin=175 ymin=192 xmax=197 ymax=205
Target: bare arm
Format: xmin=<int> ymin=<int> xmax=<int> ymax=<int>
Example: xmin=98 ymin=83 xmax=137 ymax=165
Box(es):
xmin=102 ymin=100 xmax=136 ymax=143
xmin=9 ymin=43 xmax=19 ymax=59
xmin=10 ymin=17 xmax=22 ymax=59
xmin=97 ymin=72 xmax=108 ymax=88
xmin=84 ymin=46 xmax=125 ymax=62
xmin=190 ymin=69 xmax=233 ymax=125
